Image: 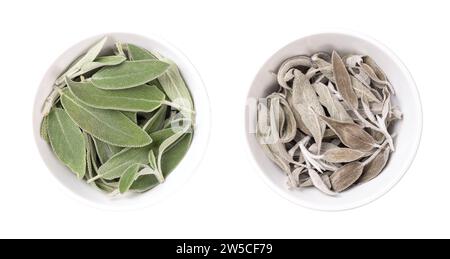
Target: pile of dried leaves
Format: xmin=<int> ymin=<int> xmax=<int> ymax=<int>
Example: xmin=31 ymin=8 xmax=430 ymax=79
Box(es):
xmin=256 ymin=51 xmax=402 ymax=195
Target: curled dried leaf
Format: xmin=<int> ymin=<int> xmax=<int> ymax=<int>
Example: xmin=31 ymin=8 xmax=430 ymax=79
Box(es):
xmin=277 ymin=56 xmax=312 ymax=89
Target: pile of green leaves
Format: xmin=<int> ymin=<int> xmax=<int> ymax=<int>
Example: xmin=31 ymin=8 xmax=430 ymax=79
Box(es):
xmin=40 ymin=37 xmax=195 ymax=195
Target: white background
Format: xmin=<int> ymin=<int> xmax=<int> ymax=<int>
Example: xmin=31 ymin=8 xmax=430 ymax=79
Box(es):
xmin=0 ymin=0 xmax=447 ymax=238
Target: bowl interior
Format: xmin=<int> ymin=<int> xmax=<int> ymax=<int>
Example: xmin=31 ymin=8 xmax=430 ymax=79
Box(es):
xmin=245 ymin=32 xmax=422 ymax=211
xmin=33 ymin=33 xmax=210 ymax=209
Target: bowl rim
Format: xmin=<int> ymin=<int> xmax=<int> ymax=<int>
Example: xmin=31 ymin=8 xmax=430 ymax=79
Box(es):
xmin=32 ymin=32 xmax=211 ymax=211
xmin=244 ymin=29 xmax=423 ymax=211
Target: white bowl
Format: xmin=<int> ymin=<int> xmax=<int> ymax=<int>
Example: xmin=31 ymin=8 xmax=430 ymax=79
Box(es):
xmin=33 ymin=33 xmax=210 ymax=210
xmin=245 ymin=31 xmax=422 ymax=211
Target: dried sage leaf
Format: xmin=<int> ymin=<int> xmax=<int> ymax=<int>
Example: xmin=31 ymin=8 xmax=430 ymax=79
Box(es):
xmin=47 ymin=108 xmax=86 ymax=178
xmin=319 ymin=115 xmax=377 ymax=152
xmin=277 ymin=56 xmax=312 ymax=89
xmin=359 ymin=146 xmax=390 ymax=183
xmin=91 ymin=60 xmax=170 ymax=90
xmin=60 ymin=89 xmax=152 ymax=147
xmin=314 ymin=82 xmax=352 ymax=122
xmin=330 ymin=162 xmax=364 ymax=192
xmin=317 ymin=148 xmax=368 ymax=163
xmin=67 ymin=79 xmax=165 ymax=112
xmin=332 ymin=51 xmax=358 ymax=109
xmin=292 ymin=70 xmax=326 ymax=148
xmin=308 ymin=169 xmax=336 ymax=196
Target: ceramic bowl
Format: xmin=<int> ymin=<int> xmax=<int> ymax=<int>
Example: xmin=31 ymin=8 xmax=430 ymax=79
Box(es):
xmin=33 ymin=32 xmax=211 ymax=210
xmin=245 ymin=31 xmax=422 ymax=211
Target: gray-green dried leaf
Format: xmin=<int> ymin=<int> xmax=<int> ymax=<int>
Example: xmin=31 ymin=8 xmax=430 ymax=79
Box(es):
xmin=47 ymin=108 xmax=86 ymax=178
xmin=332 ymin=51 xmax=358 ymax=109
xmin=319 ymin=115 xmax=377 ymax=152
xmin=318 ymin=148 xmax=368 ymax=163
xmin=277 ymin=56 xmax=312 ymax=89
xmin=308 ymin=169 xmax=336 ymax=196
xmin=291 ymin=70 xmax=326 ymax=148
xmin=359 ymin=147 xmax=390 ymax=183
xmin=351 ymin=76 xmax=381 ymax=103
xmin=60 ymin=89 xmax=152 ymax=147
xmin=330 ymin=162 xmax=364 ymax=192
xmin=314 ymin=82 xmax=352 ymax=122
xmin=91 ymin=60 xmax=170 ymax=90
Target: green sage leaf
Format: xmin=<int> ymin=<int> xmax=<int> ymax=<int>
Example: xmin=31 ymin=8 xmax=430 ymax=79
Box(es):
xmin=92 ymin=137 xmax=122 ymax=164
xmin=118 ymin=164 xmax=140 ymax=194
xmin=94 ymin=129 xmax=176 ymax=181
xmin=60 ymin=89 xmax=152 ymax=147
xmin=67 ymin=79 xmax=165 ymax=112
xmin=143 ymin=105 xmax=167 ymax=133
xmin=126 ymin=44 xmax=157 ymax=60
xmin=40 ymin=115 xmax=50 ymax=143
xmin=122 ymin=111 xmax=137 ymax=123
xmin=130 ymin=133 xmax=192 ymax=192
xmin=71 ymin=55 xmax=126 ymax=79
xmin=47 ymin=108 xmax=86 ymax=178
xmin=156 ymin=59 xmax=194 ymax=117
xmin=55 ymin=36 xmax=107 ymax=86
xmin=91 ymin=60 xmax=170 ymax=90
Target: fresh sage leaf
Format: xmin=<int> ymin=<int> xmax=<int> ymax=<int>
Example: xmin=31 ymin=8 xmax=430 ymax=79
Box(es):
xmin=93 ymin=129 xmax=176 ymax=181
xmin=126 ymin=43 xmax=157 ymax=60
xmin=60 ymin=89 xmax=152 ymax=147
xmin=122 ymin=111 xmax=137 ymax=123
xmin=156 ymin=58 xmax=194 ymax=118
xmin=143 ymin=105 xmax=167 ymax=134
xmin=92 ymin=137 xmax=122 ymax=165
xmin=47 ymin=108 xmax=86 ymax=178
xmin=118 ymin=164 xmax=140 ymax=194
xmin=91 ymin=60 xmax=170 ymax=90
xmin=130 ymin=132 xmax=192 ymax=192
xmin=67 ymin=78 xmax=165 ymax=112
xmin=70 ymin=55 xmax=126 ymax=79
xmin=55 ymin=36 xmax=108 ymax=86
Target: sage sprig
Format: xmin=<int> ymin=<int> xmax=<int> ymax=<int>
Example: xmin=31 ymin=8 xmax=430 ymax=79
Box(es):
xmin=40 ymin=37 xmax=194 ymax=195
xmin=254 ymin=51 xmax=402 ymax=195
